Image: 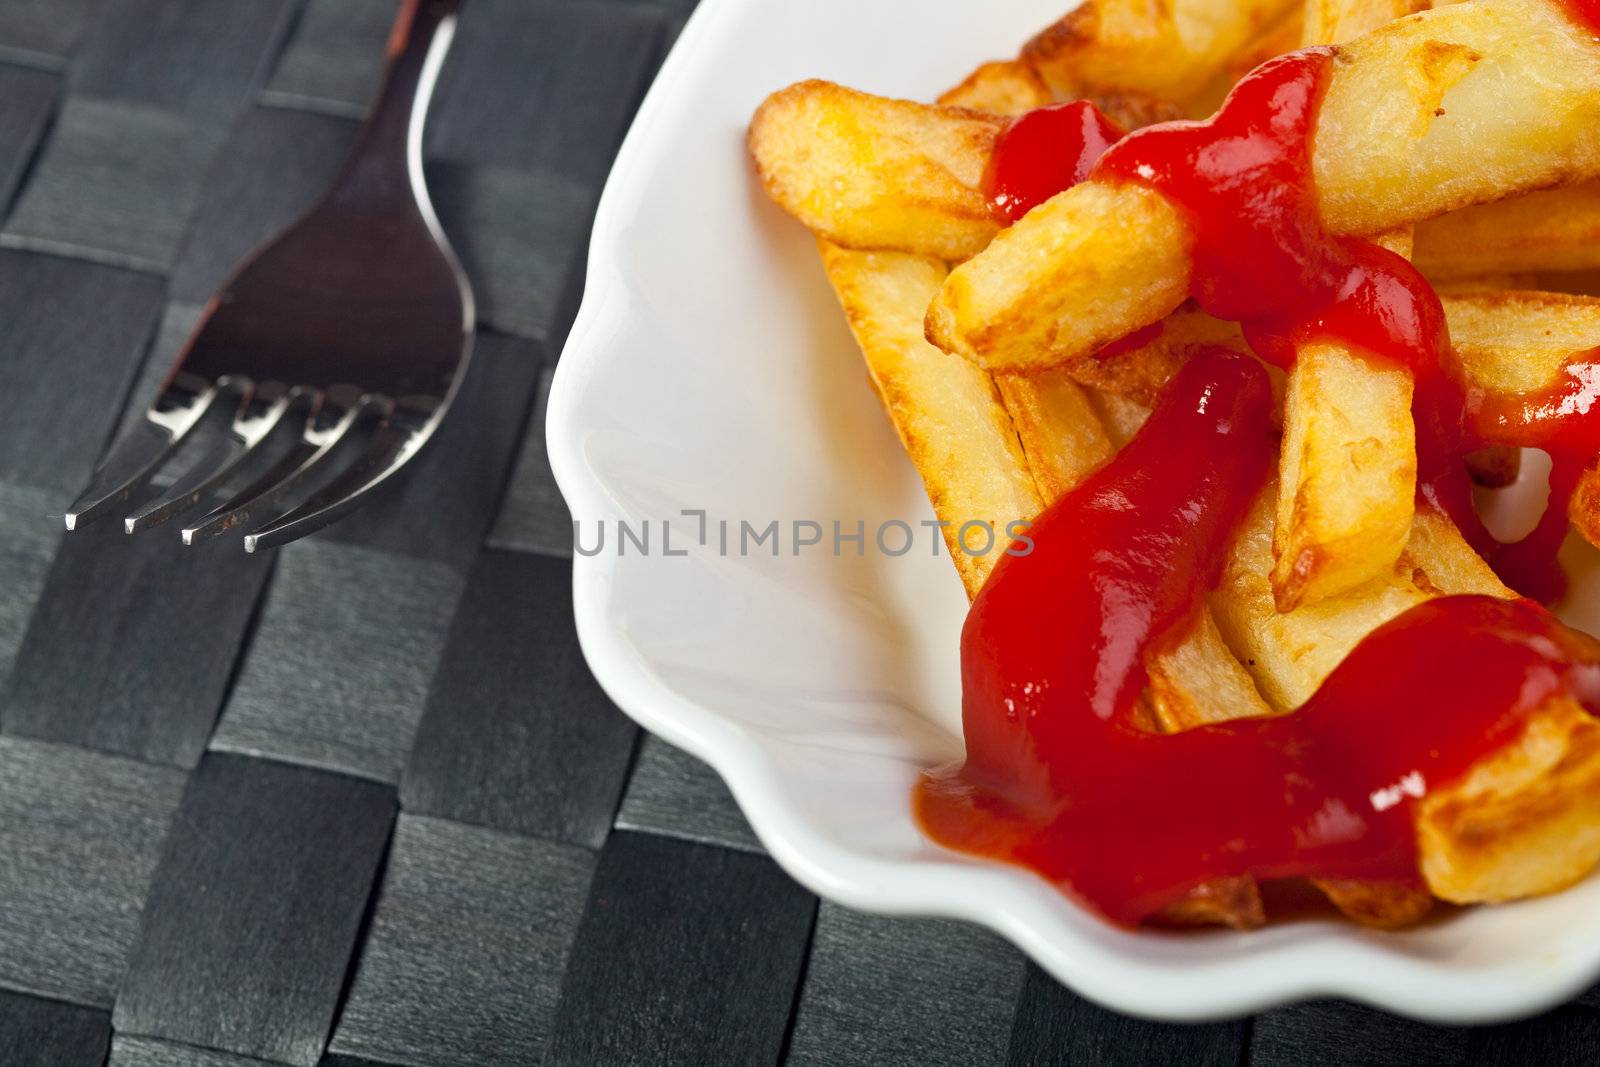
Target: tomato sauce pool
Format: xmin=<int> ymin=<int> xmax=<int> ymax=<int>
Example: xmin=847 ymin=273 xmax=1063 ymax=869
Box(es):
xmin=917 ymin=42 xmax=1600 ymax=922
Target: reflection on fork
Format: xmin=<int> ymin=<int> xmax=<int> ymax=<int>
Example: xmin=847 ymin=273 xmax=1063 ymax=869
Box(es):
xmin=64 ymin=0 xmax=474 ymax=552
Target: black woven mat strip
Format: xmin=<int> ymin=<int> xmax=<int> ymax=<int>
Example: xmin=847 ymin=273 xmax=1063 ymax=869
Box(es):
xmin=0 ymin=2 xmax=1597 ymax=1065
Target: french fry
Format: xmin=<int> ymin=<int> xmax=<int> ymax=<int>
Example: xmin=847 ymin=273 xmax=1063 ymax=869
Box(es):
xmin=1212 ymin=490 xmax=1508 ymax=711
xmin=1302 ymin=0 xmax=1429 ymax=47
xmin=817 ymin=243 xmax=1039 ymax=597
xmin=936 ymin=36 xmax=1186 ymax=130
xmin=1268 ymin=12 xmax=1428 ymax=613
xmin=1444 ymin=288 xmax=1600 ymax=550
xmin=929 ymin=0 xmax=1600 ymax=372
xmin=926 ymin=180 xmax=1195 ymax=371
xmin=1023 ymin=0 xmax=1302 ymax=102
xmin=1415 ymin=181 xmax=1600 ymax=280
xmin=1419 ymin=696 xmax=1600 ymax=905
xmin=750 ymin=82 xmax=1004 ymax=262
xmin=1445 ymin=289 xmax=1600 ymax=388
xmin=938 ymin=60 xmax=1053 ymax=115
xmin=993 ymin=373 xmax=1115 ymax=502
xmin=1146 ymin=609 xmax=1281 ymax=731
xmin=1184 ymin=2 xmax=1308 ymax=116
xmin=1273 ymin=345 xmax=1416 ymax=610
xmin=1086 ymin=389 xmax=1152 ymax=446
xmin=1057 ymin=308 xmax=1247 ymax=404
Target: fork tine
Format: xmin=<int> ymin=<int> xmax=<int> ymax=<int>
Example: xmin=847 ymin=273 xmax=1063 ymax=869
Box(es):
xmin=124 ymin=389 xmax=296 ymax=534
xmin=180 ymin=399 xmax=364 ymax=545
xmin=242 ymin=418 xmax=425 ymax=553
xmin=64 ymin=382 xmax=218 ymax=531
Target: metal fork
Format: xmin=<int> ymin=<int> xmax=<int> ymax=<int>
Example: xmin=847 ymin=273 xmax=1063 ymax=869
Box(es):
xmin=64 ymin=0 xmax=473 ymax=552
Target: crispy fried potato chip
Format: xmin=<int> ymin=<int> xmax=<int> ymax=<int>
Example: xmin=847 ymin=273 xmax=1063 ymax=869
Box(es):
xmin=1445 ymin=289 xmax=1600 ymax=391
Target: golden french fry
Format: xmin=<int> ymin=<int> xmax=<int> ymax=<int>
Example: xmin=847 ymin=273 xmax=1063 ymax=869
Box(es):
xmin=1443 ymin=288 xmax=1600 ymax=551
xmin=938 ymin=60 xmax=1053 ymax=115
xmin=1056 ymin=308 xmax=1247 ymax=404
xmin=1147 ymin=609 xmax=1280 ymax=730
xmin=1185 ymin=2 xmax=1307 ymax=116
xmin=926 ymin=181 xmax=1194 ymax=371
xmin=1445 ymin=289 xmax=1600 ymax=389
xmin=936 ymin=43 xmax=1186 ymax=130
xmin=930 ymin=0 xmax=1600 ymax=372
xmin=817 ymin=242 xmax=1039 ymax=596
xmin=1023 ymin=0 xmax=1302 ymax=102
xmin=1569 ymin=460 xmax=1600 ymax=553
xmin=1420 ymin=696 xmax=1600 ymax=905
xmin=1086 ymin=389 xmax=1152 ymax=446
xmin=1275 ymin=0 xmax=1426 ymax=616
xmin=1213 ymin=490 xmax=1509 ymax=711
xmin=1416 ymin=182 xmax=1600 ymax=280
xmin=750 ymin=82 xmax=1004 ymax=262
xmin=994 ymin=372 xmax=1114 ymax=503
xmin=1314 ymin=0 xmax=1600 ymax=235
xmin=1310 ymin=879 xmax=1437 ymax=929
xmin=1273 ymin=346 xmax=1416 ymax=611
xmin=1302 ymin=0 xmax=1429 ymax=46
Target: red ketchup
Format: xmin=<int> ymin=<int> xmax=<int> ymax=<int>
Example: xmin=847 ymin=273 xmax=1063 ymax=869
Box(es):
xmin=1564 ymin=0 xmax=1600 ymax=35
xmin=937 ymin=40 xmax=1600 ymax=923
xmin=986 ymin=101 xmax=1124 ymax=223
xmin=916 ymin=350 xmax=1600 ymax=924
xmin=1067 ymin=47 xmax=1589 ymax=602
xmin=1086 ymin=50 xmax=1516 ymax=587
xmin=1471 ymin=355 xmax=1600 ymax=595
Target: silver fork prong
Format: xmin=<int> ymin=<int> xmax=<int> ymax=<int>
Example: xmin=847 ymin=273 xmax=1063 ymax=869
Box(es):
xmin=124 ymin=389 xmax=296 ymax=534
xmin=64 ymin=382 xmax=219 ymax=531
xmin=180 ymin=398 xmax=364 ymax=545
xmin=242 ymin=417 xmax=426 ymax=553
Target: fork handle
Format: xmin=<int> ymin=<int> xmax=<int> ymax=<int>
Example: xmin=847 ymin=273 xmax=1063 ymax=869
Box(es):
xmin=327 ymin=0 xmax=466 ymax=208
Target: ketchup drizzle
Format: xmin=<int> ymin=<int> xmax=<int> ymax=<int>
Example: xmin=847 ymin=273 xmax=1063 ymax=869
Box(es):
xmin=986 ymin=101 xmax=1124 ymax=223
xmin=917 ymin=352 xmax=1600 ymax=924
xmin=984 ymin=48 xmax=1590 ymax=601
xmin=936 ymin=41 xmax=1600 ymax=923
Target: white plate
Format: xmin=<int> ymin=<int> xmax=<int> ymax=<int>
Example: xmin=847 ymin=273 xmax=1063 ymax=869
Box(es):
xmin=547 ymin=0 xmax=1600 ymax=1022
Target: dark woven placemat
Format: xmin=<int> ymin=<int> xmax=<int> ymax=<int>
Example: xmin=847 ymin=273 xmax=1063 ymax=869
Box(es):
xmin=0 ymin=2 xmax=1596 ymax=1064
